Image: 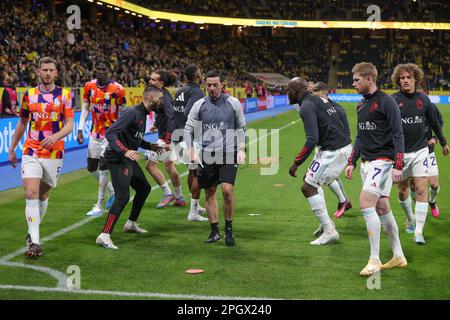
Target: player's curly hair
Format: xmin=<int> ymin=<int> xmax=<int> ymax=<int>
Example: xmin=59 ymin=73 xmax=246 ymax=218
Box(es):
xmin=391 ymin=63 xmax=425 ymax=89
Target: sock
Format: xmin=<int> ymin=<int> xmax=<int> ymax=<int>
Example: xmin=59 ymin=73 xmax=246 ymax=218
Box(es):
xmin=411 ymin=191 xmax=416 ymax=202
xmin=380 ymin=211 xmax=404 ymax=257
xmin=307 ymin=194 xmax=333 ymax=233
xmin=225 ymin=219 xmax=232 ymax=232
xmin=175 ymin=186 xmax=183 ymax=198
xmin=361 ymin=207 xmax=381 ymax=260
xmin=328 ymin=180 xmax=346 ymax=203
xmin=415 ymin=202 xmax=428 ymax=235
xmin=102 ymin=212 xmax=119 ymax=234
xmin=97 ymin=170 xmax=109 ymax=208
xmin=39 ymin=198 xmax=49 ymax=223
xmin=429 ymin=186 xmax=440 ymax=203
xmin=336 ymin=178 xmax=348 ymax=199
xmin=90 ymin=169 xmax=100 ymax=181
xmin=210 ymin=222 xmax=219 ymax=233
xmin=107 ymin=181 xmax=115 ymax=196
xmin=399 ymin=196 xmax=415 ymax=223
xmin=26 ymin=199 xmax=40 ymax=244
xmin=161 ymin=182 xmax=172 ymax=196
xmin=190 ymin=198 xmax=199 ymax=214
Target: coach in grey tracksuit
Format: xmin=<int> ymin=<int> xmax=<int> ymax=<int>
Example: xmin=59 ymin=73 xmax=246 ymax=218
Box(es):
xmin=184 ymin=70 xmax=246 ymax=246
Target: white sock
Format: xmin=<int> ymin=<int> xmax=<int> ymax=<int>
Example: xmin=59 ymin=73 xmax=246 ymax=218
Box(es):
xmin=361 ymin=207 xmax=380 ymax=260
xmin=97 ymin=170 xmax=109 ymax=208
xmin=39 ymin=198 xmax=49 ymax=223
xmin=380 ymin=211 xmax=404 ymax=257
xmin=429 ymin=186 xmax=440 ymax=203
xmin=90 ymin=169 xmax=100 ymax=181
xmin=328 ymin=179 xmax=346 ymax=203
xmin=410 ymin=191 xmax=416 ymax=202
xmin=26 ymin=199 xmax=40 ymax=245
xmin=399 ymin=196 xmax=415 ymax=223
xmin=307 ymin=194 xmax=333 ymax=233
xmin=107 ymin=181 xmax=115 ymax=196
xmin=415 ymin=202 xmax=428 ymax=235
xmin=190 ymin=198 xmax=199 ymax=214
xmin=161 ymin=182 xmax=172 ymax=196
xmin=175 ymin=186 xmax=183 ymax=198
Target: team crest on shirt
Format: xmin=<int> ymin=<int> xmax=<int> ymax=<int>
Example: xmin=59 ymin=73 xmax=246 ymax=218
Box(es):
xmin=416 ymin=99 xmax=423 ymax=109
xmin=369 ymin=102 xmax=379 ymax=113
xmin=53 ymin=98 xmax=60 ymax=107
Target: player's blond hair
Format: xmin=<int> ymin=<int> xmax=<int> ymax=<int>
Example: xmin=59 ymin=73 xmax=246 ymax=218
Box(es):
xmin=391 ymin=63 xmax=425 ymax=89
xmin=352 ymin=62 xmax=377 ymax=81
xmin=38 ymin=57 xmax=58 ymax=69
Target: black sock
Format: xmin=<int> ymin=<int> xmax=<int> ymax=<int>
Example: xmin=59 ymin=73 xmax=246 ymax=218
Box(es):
xmin=225 ymin=220 xmax=233 ymax=232
xmin=211 ymin=222 xmax=219 ymax=233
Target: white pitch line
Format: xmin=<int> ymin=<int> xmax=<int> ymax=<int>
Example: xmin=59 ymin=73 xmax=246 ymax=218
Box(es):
xmin=0 ymin=115 xmax=298 ymax=297
xmin=0 ymin=262 xmax=68 ymax=289
xmin=247 ymin=119 xmax=300 ymax=147
xmin=0 ymin=284 xmax=280 ymax=300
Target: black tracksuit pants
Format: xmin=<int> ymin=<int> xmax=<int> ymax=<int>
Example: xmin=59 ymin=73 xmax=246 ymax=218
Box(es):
xmin=102 ymin=158 xmax=151 ymax=234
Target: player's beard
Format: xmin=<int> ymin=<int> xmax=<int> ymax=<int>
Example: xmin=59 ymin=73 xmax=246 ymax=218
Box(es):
xmin=151 ymin=101 xmax=163 ymax=114
xmin=41 ymin=77 xmax=55 ymax=86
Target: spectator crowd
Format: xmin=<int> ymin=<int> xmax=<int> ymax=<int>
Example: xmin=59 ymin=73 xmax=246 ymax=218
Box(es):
xmin=0 ymin=0 xmax=448 ymax=111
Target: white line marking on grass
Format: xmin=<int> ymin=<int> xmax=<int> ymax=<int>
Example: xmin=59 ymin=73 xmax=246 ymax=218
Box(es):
xmin=0 ymin=216 xmax=98 ymax=262
xmin=0 ymin=262 xmax=69 ymax=289
xmin=247 ymin=119 xmax=299 ymax=147
xmin=0 ymin=285 xmax=280 ymax=300
xmin=0 ymin=115 xmax=298 ymax=297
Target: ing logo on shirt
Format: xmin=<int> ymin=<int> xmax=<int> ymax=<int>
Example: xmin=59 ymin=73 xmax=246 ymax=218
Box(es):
xmin=358 ymin=121 xmax=377 ymax=131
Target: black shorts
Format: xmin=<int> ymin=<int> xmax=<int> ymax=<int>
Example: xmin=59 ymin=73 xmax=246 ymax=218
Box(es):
xmin=197 ymin=152 xmax=238 ymax=189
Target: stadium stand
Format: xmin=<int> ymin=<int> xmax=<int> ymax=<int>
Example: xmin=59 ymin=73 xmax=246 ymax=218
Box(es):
xmin=130 ymin=0 xmax=450 ymax=22
xmin=0 ymin=0 xmax=448 ymax=93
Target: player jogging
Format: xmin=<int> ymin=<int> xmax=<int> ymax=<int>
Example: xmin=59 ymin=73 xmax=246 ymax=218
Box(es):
xmin=391 ymin=63 xmax=448 ymax=245
xmin=8 ymin=57 xmax=74 ymax=258
xmin=77 ymin=60 xmax=126 ymax=216
xmin=345 ymin=62 xmax=407 ymax=276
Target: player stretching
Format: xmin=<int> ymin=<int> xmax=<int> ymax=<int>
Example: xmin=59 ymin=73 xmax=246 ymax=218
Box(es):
xmin=96 ymin=85 xmax=164 ymax=249
xmin=77 ymin=60 xmax=126 ymax=216
xmin=312 ymin=82 xmax=352 ymax=219
xmin=288 ymin=77 xmax=352 ymax=245
xmin=8 ymin=57 xmax=74 ymax=258
xmin=391 ymin=63 xmax=448 ymax=244
xmin=345 ymin=62 xmax=406 ymax=276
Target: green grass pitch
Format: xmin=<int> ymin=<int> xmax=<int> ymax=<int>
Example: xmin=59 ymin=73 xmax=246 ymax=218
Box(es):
xmin=0 ymin=103 xmax=449 ymax=299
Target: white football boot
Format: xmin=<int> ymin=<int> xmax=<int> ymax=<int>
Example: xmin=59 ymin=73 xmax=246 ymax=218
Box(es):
xmin=96 ymin=233 xmax=118 ymax=250
xmin=310 ymin=228 xmax=339 ymax=245
xmin=123 ymin=220 xmax=148 ymax=233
